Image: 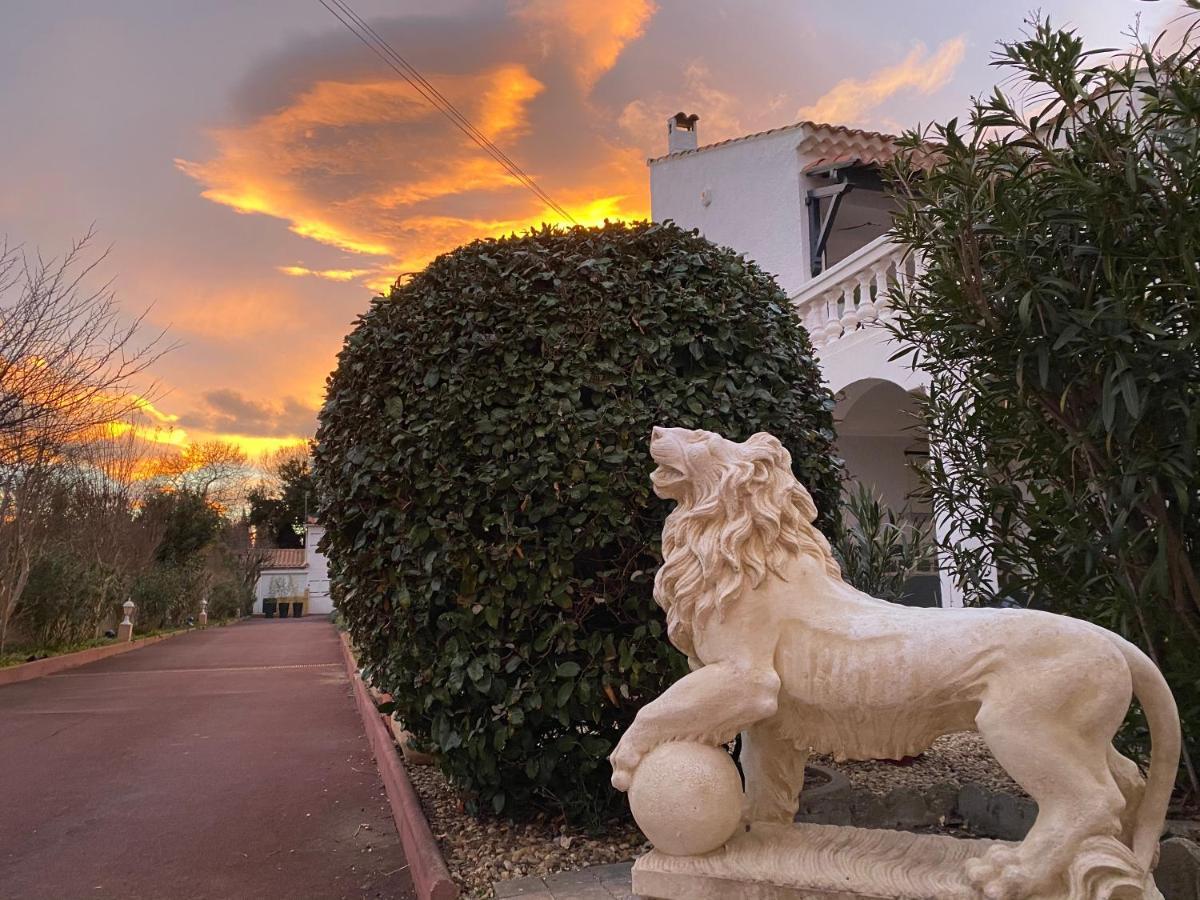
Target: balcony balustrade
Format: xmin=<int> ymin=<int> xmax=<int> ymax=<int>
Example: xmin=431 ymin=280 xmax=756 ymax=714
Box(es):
xmin=791 ymin=235 xmax=919 ymax=350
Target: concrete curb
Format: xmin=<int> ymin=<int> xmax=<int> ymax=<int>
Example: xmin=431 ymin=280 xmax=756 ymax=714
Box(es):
xmin=338 ymin=631 xmax=459 ymax=900
xmin=0 ymin=632 xmax=182 ymax=687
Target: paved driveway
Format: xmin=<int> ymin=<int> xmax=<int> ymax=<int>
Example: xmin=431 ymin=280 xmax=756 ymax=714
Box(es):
xmin=0 ymin=617 xmax=415 ymax=900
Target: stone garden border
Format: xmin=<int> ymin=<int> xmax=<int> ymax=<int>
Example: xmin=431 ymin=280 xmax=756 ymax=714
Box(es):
xmin=0 ymin=631 xmax=184 ymax=687
xmin=338 ymin=631 xmax=459 ymax=900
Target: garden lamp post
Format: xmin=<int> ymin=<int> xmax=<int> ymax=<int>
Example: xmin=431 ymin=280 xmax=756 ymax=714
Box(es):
xmin=117 ymin=599 xmax=135 ymax=642
xmin=198 ymin=598 xmax=208 ymax=627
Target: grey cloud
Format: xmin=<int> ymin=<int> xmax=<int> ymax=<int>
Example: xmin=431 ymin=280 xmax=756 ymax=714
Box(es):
xmin=178 ymin=389 xmax=318 ymax=438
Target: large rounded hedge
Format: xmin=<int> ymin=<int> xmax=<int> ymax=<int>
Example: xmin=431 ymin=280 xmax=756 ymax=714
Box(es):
xmin=314 ymin=221 xmax=840 ymax=822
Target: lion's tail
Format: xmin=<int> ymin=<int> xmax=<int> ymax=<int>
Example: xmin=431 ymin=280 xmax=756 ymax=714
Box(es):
xmin=1110 ymin=633 xmax=1180 ymax=873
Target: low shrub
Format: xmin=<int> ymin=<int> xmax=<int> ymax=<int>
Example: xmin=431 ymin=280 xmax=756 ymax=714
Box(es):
xmin=130 ymin=564 xmax=199 ymax=630
xmin=20 ymin=550 xmax=113 ymax=648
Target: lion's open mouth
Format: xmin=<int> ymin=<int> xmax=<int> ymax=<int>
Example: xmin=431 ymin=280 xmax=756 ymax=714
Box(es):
xmin=651 ymin=463 xmax=686 ymax=489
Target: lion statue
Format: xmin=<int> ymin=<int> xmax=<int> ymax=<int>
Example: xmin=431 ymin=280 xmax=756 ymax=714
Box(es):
xmin=610 ymin=426 xmax=1180 ymax=900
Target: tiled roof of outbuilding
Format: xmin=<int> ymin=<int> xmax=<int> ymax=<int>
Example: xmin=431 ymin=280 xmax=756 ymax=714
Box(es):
xmin=647 ymin=119 xmax=901 ymax=165
xmin=260 ymin=548 xmax=306 ymax=570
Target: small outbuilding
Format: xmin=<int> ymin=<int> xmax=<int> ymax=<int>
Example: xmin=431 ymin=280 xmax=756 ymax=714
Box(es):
xmin=251 ymin=522 xmax=333 ymax=616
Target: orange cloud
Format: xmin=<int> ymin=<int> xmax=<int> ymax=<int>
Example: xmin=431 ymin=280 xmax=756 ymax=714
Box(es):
xmin=512 ymin=0 xmax=656 ymax=88
xmin=109 ymin=415 xmax=310 ymax=466
xmin=367 ymin=183 xmax=644 ymax=281
xmin=206 ymin=434 xmax=309 ymax=458
xmin=108 ymin=420 xmax=187 ymax=447
xmin=278 ymin=265 xmax=372 ymax=282
xmin=152 ymin=282 xmax=313 ymax=340
xmin=177 ymin=388 xmax=319 ymax=440
xmin=619 ymin=61 xmax=753 ymax=153
xmin=177 ymin=35 xmax=649 ymax=292
xmin=126 ymin=395 xmax=179 ymax=426
xmin=797 ymin=37 xmax=966 ymax=127
xmin=176 ymin=65 xmax=545 ymax=262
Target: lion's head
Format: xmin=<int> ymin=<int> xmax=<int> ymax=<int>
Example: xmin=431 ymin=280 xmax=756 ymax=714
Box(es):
xmin=650 ymin=426 xmax=841 ymax=657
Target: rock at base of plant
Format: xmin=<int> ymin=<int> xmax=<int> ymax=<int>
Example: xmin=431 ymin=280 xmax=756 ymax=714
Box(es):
xmin=387 ymin=715 xmax=435 ymax=766
xmin=1155 ymin=837 xmax=1200 ymax=900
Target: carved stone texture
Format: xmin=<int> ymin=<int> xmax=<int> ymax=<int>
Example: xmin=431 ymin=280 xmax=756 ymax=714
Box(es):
xmin=612 ymin=427 xmax=1183 ymax=900
xmin=634 ymin=822 xmax=1002 ymax=900
xmin=628 ymin=742 xmax=743 ymax=856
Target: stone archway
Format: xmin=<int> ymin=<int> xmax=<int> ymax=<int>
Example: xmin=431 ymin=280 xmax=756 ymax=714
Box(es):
xmin=833 ymin=378 xmax=942 ymax=606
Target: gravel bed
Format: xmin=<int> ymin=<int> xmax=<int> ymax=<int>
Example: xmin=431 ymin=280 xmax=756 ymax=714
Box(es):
xmin=816 ymin=731 xmax=1028 ymax=798
xmin=406 ymin=763 xmax=647 ymax=899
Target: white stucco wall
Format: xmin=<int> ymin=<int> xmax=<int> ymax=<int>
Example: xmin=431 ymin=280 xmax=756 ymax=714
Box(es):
xmin=305 ymin=524 xmax=332 ymax=615
xmin=650 ymin=129 xmax=812 ymax=295
xmin=837 ymin=435 xmax=924 ymax=514
xmin=817 ymin=326 xmax=928 ymax=396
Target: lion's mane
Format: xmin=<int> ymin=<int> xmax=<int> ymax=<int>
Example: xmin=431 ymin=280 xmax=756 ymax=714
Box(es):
xmin=653 ymin=432 xmax=841 ymax=657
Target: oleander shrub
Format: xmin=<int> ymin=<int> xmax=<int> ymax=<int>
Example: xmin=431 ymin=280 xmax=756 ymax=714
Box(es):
xmin=887 ymin=16 xmax=1200 ymax=793
xmin=314 ymin=221 xmax=840 ymax=822
xmin=832 ymin=484 xmax=930 ymax=604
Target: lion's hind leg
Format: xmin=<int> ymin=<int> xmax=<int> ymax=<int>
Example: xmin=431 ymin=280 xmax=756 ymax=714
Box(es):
xmin=740 ymin=722 xmax=809 ymax=825
xmin=1107 ymin=744 xmax=1145 ymax=848
xmin=966 ymin=676 xmax=1133 ymax=900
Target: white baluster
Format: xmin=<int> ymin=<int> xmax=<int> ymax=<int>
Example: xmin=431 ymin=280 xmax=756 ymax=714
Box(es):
xmin=876 ymin=261 xmax=892 ymax=319
xmin=842 ymin=274 xmax=870 ymax=331
xmin=807 ymin=297 xmax=828 ymax=348
xmin=857 ymin=264 xmax=882 ymax=324
xmin=821 ymin=290 xmax=845 ymax=343
xmin=862 ymin=261 xmax=891 ymax=323
xmin=881 ymin=251 xmax=915 ymax=323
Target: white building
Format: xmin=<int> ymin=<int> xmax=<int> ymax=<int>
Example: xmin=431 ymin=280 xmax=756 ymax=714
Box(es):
xmin=304 ymin=521 xmax=331 ymax=613
xmin=651 ymin=113 xmax=958 ymax=607
xmin=251 ymin=521 xmax=334 ymax=616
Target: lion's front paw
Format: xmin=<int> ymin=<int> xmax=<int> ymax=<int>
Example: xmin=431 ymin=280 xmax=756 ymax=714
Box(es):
xmin=609 ymin=735 xmax=647 ymax=793
xmin=965 ymin=847 xmax=1035 ymax=900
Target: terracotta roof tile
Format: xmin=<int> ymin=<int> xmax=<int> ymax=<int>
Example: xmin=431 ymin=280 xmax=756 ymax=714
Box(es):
xmin=260 ymin=548 xmax=306 ymax=569
xmin=647 ymin=119 xmax=902 ymax=165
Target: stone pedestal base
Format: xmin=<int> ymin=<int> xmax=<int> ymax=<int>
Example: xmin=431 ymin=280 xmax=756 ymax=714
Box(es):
xmin=117 ymin=621 xmax=133 ymax=642
xmin=633 ymin=822 xmax=1005 ymax=900
xmin=198 ymin=612 xmax=208 ymax=627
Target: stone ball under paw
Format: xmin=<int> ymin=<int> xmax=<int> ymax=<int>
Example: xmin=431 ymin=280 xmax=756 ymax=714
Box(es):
xmin=628 ymin=741 xmax=743 ymax=856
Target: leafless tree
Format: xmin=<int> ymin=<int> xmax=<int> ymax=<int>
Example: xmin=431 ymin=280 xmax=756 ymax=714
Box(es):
xmin=256 ymin=442 xmax=312 ymax=494
xmin=150 ymin=439 xmax=251 ymax=511
xmin=0 ymin=230 xmax=169 ymax=465
xmin=0 ymin=231 xmax=170 ymax=650
xmin=64 ymin=422 xmax=167 ymax=635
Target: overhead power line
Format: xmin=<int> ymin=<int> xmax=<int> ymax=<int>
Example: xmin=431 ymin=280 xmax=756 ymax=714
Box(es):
xmin=317 ymin=0 xmax=578 ymax=224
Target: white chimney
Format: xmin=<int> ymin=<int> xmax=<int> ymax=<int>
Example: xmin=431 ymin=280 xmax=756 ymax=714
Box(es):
xmin=667 ymin=112 xmax=699 ymax=154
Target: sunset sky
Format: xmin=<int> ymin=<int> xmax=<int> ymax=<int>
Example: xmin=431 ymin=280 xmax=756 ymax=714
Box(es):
xmin=0 ymin=1 xmax=1173 ymax=459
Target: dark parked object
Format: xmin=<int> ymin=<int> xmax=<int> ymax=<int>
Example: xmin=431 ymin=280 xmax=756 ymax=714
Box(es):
xmin=264 ymin=600 xmax=277 ymax=618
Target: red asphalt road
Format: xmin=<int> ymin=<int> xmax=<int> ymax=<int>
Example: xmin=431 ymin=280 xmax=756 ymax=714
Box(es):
xmin=0 ymin=618 xmax=416 ymax=900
